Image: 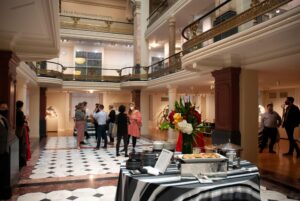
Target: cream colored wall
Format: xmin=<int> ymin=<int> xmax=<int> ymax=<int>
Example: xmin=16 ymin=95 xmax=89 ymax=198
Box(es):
xmin=102 ymin=91 xmax=132 ymax=112
xmin=102 ymin=47 xmax=134 ymax=75
xmin=148 ymin=92 xmax=169 ymax=130
xmin=28 ymin=86 xmax=40 ymax=138
xmin=50 ymin=44 xmax=133 ymax=75
xmin=47 ymin=91 xmax=73 ymax=133
xmin=261 ymin=88 xmax=300 ymax=140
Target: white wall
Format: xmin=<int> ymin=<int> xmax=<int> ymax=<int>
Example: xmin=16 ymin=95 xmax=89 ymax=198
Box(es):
xmin=47 ymin=91 xmax=73 ymax=133
xmin=49 ymin=44 xmax=133 ymax=76
xmin=102 ymin=91 xmax=132 ymax=112
xmin=102 ymin=46 xmax=134 ymax=76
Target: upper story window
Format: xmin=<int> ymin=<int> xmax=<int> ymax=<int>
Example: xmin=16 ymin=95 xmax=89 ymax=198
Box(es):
xmin=75 ymin=51 xmax=102 ymax=68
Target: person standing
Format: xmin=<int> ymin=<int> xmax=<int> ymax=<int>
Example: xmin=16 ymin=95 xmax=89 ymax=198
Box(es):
xmin=127 ymin=103 xmax=142 ymax=151
xmin=93 ymin=104 xmax=108 ymax=150
xmin=107 ymin=105 xmax=116 ymax=145
xmin=259 ymin=103 xmax=282 ymax=153
xmin=93 ymin=104 xmax=100 ymax=140
xmin=282 ymin=97 xmax=300 ymax=158
xmin=0 ymin=102 xmax=11 ymax=200
xmin=75 ymin=103 xmax=86 ymax=150
xmin=116 ymin=105 xmax=129 ymax=157
xmin=16 ymin=100 xmax=26 ymax=168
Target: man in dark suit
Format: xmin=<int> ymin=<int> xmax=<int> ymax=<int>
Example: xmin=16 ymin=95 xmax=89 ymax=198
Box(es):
xmin=282 ymin=97 xmax=300 ymax=158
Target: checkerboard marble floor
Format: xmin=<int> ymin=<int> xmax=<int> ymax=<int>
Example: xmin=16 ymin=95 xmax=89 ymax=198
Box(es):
xmin=16 ymin=136 xmax=299 ymax=201
xmin=30 ymin=137 xmax=152 ymax=179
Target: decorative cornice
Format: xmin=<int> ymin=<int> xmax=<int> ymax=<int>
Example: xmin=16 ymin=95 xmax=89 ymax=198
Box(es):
xmin=62 ymin=0 xmax=126 ymax=10
xmin=60 ymin=28 xmax=134 ymax=43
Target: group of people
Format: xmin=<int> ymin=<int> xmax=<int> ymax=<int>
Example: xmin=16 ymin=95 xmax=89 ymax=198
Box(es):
xmin=74 ymin=102 xmax=142 ymax=157
xmin=259 ymin=96 xmax=300 ymax=158
xmin=0 ymin=100 xmax=31 ymax=199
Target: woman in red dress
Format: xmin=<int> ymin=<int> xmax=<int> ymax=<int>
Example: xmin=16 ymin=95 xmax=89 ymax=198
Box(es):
xmin=127 ymin=103 xmax=142 ymax=151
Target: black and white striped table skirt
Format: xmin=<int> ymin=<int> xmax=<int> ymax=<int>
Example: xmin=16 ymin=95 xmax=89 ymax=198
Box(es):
xmin=115 ymin=160 xmax=260 ymax=201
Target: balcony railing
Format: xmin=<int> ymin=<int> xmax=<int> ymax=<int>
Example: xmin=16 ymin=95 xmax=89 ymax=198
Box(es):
xmin=60 ymin=15 xmax=134 ymax=35
xmin=182 ymin=0 xmax=298 ymax=55
xmin=27 ymin=52 xmax=183 ymax=83
xmin=147 ymin=0 xmax=178 ymax=26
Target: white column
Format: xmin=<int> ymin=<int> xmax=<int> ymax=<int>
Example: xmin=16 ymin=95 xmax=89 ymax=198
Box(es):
xmin=16 ymin=80 xmax=28 ymax=115
xmin=29 ymin=86 xmax=40 ymax=138
xmin=239 ymin=69 xmax=258 ymax=163
xmin=133 ymin=0 xmax=149 ymax=68
xmin=202 ymin=16 xmax=213 ymax=46
xmin=168 ymin=86 xmax=178 ymax=141
xmin=140 ymin=90 xmax=149 ymax=136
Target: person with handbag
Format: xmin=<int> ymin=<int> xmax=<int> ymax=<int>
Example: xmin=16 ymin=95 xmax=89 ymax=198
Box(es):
xmin=116 ymin=105 xmax=129 ymax=157
xmin=75 ymin=103 xmax=86 ymax=150
xmin=259 ymin=103 xmax=282 ymax=154
xmin=107 ymin=105 xmax=116 ymax=145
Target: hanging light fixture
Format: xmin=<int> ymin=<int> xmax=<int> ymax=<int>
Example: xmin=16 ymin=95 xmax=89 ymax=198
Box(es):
xmin=75 ymin=57 xmax=86 ymax=64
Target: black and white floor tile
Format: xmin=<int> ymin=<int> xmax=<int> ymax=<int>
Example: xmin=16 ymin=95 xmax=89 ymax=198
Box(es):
xmin=17 ymin=186 xmax=116 ymax=201
xmin=31 ymin=137 xmax=152 ymax=179
xmin=24 ymin=137 xmax=300 ymax=201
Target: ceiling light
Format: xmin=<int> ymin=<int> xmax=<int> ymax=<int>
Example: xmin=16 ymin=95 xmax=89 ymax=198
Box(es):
xmin=276 ymin=9 xmax=280 ymax=13
xmin=75 ymin=57 xmax=86 ymax=64
xmin=150 ymin=42 xmax=160 ymax=48
xmin=88 ymin=90 xmax=94 ymax=94
xmin=192 ymin=62 xmax=197 ymax=69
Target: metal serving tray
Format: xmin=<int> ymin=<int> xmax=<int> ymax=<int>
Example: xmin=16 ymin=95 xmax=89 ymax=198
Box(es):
xmin=177 ymin=153 xmax=227 ymax=163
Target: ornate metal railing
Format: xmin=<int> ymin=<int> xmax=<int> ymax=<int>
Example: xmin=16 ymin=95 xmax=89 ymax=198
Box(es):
xmin=182 ymin=0 xmax=295 ymax=54
xmin=60 ymin=15 xmax=134 ymax=35
xmin=147 ymin=0 xmax=178 ymax=26
xmin=27 ymin=52 xmax=183 ymax=83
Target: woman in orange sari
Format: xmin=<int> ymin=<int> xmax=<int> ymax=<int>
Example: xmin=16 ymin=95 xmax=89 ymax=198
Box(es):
xmin=127 ymin=103 xmax=142 ymax=151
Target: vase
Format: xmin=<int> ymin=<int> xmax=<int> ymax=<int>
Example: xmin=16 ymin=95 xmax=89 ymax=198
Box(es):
xmin=182 ymin=133 xmax=193 ymax=154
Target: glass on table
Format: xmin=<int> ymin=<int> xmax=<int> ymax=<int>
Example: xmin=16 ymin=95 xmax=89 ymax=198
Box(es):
xmin=193 ymin=147 xmax=201 ymax=154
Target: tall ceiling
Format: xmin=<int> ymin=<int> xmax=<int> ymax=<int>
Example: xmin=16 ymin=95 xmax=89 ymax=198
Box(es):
xmin=0 ymin=0 xmax=60 ymax=61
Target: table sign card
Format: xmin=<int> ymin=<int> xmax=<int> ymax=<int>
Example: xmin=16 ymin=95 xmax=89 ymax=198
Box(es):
xmin=154 ymin=149 xmax=173 ymax=174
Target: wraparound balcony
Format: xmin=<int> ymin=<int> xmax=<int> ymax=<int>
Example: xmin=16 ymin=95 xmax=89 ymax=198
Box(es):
xmin=181 ymin=0 xmax=300 ymax=71
xmin=25 ymin=52 xmax=182 ymax=86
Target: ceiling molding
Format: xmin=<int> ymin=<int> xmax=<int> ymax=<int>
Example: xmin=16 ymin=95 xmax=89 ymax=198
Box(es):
xmin=60 ymin=28 xmax=134 ymax=43
xmin=62 ymin=0 xmax=126 ymax=10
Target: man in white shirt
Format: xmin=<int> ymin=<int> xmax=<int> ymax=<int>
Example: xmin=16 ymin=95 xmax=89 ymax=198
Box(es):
xmin=93 ymin=104 xmax=108 ymax=149
xmin=259 ymin=103 xmax=282 ymax=153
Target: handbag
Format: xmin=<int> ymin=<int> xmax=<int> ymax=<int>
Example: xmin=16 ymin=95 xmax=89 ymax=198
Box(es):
xmin=112 ymin=123 xmax=118 ymax=137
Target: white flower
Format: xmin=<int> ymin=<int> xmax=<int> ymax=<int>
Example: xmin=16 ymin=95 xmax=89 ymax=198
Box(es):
xmin=178 ymin=120 xmax=193 ymax=134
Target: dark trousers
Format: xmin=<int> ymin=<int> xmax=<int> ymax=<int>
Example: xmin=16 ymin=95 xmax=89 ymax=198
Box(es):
xmin=0 ymin=153 xmax=11 ymax=199
xmin=116 ymin=134 xmax=128 ymax=155
xmin=96 ymin=125 xmax=107 ymax=148
xmin=94 ymin=123 xmax=98 ymax=140
xmin=127 ymin=135 xmax=137 ymax=148
xmin=260 ymin=127 xmax=277 ymax=152
xmin=108 ymin=123 xmax=114 ymax=143
xmin=285 ymin=126 xmax=300 ymax=154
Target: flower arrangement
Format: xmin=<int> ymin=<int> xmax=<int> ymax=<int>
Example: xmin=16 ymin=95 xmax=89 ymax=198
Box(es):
xmin=168 ymin=97 xmax=202 ymax=153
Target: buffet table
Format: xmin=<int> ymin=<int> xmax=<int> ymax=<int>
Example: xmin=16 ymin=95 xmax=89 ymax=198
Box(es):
xmin=115 ymin=160 xmax=260 ymax=201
